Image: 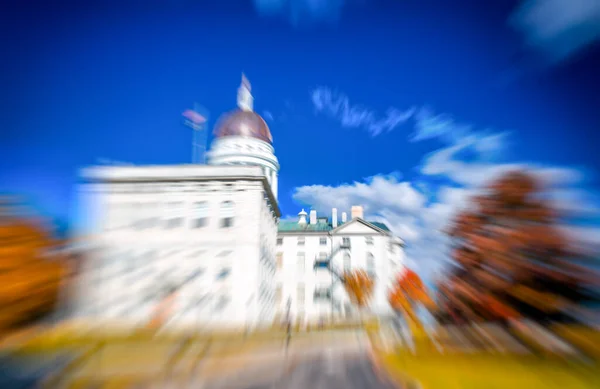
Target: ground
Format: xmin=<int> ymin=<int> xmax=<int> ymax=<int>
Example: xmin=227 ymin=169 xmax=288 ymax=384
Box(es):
xmin=2 ymin=322 xmax=600 ymax=388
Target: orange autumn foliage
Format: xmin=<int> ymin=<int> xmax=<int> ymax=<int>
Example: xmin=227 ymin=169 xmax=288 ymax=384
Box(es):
xmin=389 ymin=269 xmax=435 ymax=315
xmin=0 ymin=218 xmax=67 ymax=332
xmin=343 ymin=269 xmax=375 ymax=308
xmin=436 ymin=170 xmax=600 ymax=325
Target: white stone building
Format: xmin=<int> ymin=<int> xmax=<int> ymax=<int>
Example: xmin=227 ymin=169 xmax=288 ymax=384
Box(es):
xmin=275 ymin=206 xmax=405 ymax=325
xmin=72 ymin=75 xmax=406 ymax=330
xmin=73 ymin=76 xmax=279 ymax=330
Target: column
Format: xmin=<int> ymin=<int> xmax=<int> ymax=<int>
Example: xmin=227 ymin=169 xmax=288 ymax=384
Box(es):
xmin=271 ymin=170 xmax=278 ymax=200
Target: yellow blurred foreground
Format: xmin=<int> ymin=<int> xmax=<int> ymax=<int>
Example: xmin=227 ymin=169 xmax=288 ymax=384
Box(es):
xmin=373 ymin=323 xmax=600 ymax=389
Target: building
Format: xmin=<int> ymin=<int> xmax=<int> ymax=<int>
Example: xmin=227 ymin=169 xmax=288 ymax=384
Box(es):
xmin=71 ymin=74 xmax=406 ymax=330
xmin=72 ymin=76 xmax=279 ymax=330
xmin=275 ymin=206 xmax=405 ymax=325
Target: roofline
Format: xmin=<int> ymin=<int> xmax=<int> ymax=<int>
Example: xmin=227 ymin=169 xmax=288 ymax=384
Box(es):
xmin=79 ymin=164 xmax=280 ymax=217
xmin=330 ymin=217 xmax=391 ymax=235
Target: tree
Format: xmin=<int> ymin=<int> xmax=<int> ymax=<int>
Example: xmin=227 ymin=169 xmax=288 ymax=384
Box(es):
xmin=343 ymin=269 xmax=375 ymax=321
xmin=388 ymin=268 xmax=434 ymax=330
xmin=435 ymin=170 xmax=600 ymax=326
xmin=0 ymin=215 xmax=67 ymax=333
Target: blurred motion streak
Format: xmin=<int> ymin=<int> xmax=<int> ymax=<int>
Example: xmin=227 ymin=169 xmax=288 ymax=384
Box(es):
xmin=0 ymin=198 xmax=69 ymax=335
xmin=433 ymin=170 xmax=600 ymax=354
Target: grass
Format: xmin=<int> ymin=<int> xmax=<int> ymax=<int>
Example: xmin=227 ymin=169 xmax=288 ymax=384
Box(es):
xmin=380 ymin=352 xmax=600 ymax=389
xmin=374 ymin=324 xmax=600 ymax=389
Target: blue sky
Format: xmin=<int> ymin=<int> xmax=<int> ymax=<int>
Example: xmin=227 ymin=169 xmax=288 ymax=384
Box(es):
xmin=2 ymin=0 xmax=600 ymax=279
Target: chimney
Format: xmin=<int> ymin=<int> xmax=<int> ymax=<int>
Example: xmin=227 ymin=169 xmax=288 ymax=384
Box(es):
xmin=332 ymin=208 xmax=338 ymax=228
xmin=341 ymin=212 xmax=347 ymax=223
xmin=351 ymin=205 xmax=364 ymax=219
xmin=309 ymin=209 xmax=317 ymax=225
xmin=298 ymin=209 xmax=307 ymax=224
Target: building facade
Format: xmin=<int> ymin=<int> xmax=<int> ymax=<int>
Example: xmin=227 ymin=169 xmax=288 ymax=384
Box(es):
xmin=72 ymin=74 xmax=406 ymax=330
xmin=275 ymin=206 xmax=405 ymax=325
xmin=72 ymin=76 xmax=279 ymax=330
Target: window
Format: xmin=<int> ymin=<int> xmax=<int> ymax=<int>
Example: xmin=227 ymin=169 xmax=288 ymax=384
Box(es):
xmin=219 ymin=201 xmax=234 ymax=228
xmin=275 ymin=284 xmax=282 ymax=304
xmin=313 ymin=287 xmax=331 ymax=301
xmin=277 ymin=237 xmax=283 ymax=245
xmin=276 ymin=253 xmax=283 ymax=270
xmin=297 ymin=284 xmax=305 ymax=305
xmin=342 ymin=237 xmax=351 ymax=247
xmin=214 ymin=295 xmax=229 ymax=311
xmin=193 ymin=201 xmax=208 ymax=228
xmin=132 ymin=202 xmax=142 ymax=229
xmin=343 ymin=253 xmax=351 ymax=271
xmin=365 ymin=237 xmax=374 ymax=245
xmin=216 ymin=267 xmax=231 ymax=280
xmin=297 ymin=253 xmax=305 ymax=272
xmin=319 ymin=237 xmax=327 ymax=246
xmin=297 ymin=237 xmax=305 ymax=246
xmin=165 ymin=202 xmax=183 ymax=229
xmin=366 ymin=253 xmax=375 ymax=276
xmin=144 ymin=203 xmax=158 ymax=229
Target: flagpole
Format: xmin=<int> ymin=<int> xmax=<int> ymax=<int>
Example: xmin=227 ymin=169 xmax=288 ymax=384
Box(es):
xmin=183 ymin=104 xmax=209 ymax=164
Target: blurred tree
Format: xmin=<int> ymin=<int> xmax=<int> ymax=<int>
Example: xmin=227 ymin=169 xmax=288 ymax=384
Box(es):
xmin=0 ymin=215 xmax=67 ymax=333
xmin=343 ymin=269 xmax=375 ymax=322
xmin=436 ymin=170 xmax=600 ymax=327
xmin=389 ymin=268 xmax=435 ymax=331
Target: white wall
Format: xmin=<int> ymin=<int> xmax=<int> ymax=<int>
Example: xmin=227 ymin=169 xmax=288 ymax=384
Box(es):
xmin=73 ymin=174 xmax=278 ymax=330
xmin=275 ymin=219 xmax=405 ymax=324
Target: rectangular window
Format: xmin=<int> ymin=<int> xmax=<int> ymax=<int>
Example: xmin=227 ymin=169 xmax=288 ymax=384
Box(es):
xmin=277 ymin=237 xmax=283 ymax=245
xmin=343 ymin=254 xmax=351 ymax=271
xmin=297 ymin=284 xmax=305 ymax=305
xmin=193 ymin=201 xmax=208 ymax=228
xmin=313 ymin=287 xmax=331 ymax=301
xmin=367 ymin=254 xmax=376 ymax=277
xmin=165 ymin=202 xmax=183 ymax=229
xmin=297 ymin=253 xmax=305 ymax=272
xmin=276 ymin=253 xmax=283 ymax=270
xmin=275 ymin=284 xmax=283 ymax=304
xmin=144 ymin=203 xmax=158 ymax=229
xmin=319 ymin=237 xmax=327 ymax=246
xmin=342 ymin=237 xmax=351 ymax=247
xmin=365 ymin=237 xmax=374 ymax=245
xmin=216 ymin=267 xmax=231 ymax=280
xmin=297 ymin=237 xmax=305 ymax=246
xmin=220 ymin=217 xmax=233 ymax=228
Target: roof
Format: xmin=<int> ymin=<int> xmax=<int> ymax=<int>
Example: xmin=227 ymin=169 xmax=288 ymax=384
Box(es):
xmin=369 ymin=222 xmax=391 ymax=232
xmin=213 ymin=109 xmax=272 ymax=144
xmin=278 ymin=219 xmax=391 ymax=233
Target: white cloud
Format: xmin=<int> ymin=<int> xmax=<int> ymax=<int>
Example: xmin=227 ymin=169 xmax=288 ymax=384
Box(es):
xmin=411 ymin=107 xmax=471 ymax=144
xmin=421 ymin=132 xmax=585 ymax=189
xmin=557 ymin=225 xmax=600 ymax=254
xmin=544 ymin=189 xmax=600 ymax=216
xmin=293 ymin=172 xmax=426 ymax=216
xmin=511 ymin=0 xmax=600 ymax=63
xmin=310 ymin=87 xmax=415 ymax=136
xmin=292 ymin=173 xmax=475 ymax=282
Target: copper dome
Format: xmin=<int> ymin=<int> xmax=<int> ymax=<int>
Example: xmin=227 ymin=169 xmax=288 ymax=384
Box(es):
xmin=213 ymin=109 xmax=272 ymax=144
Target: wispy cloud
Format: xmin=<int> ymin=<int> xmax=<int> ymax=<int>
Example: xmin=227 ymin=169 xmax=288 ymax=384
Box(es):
xmin=311 ymin=87 xmax=415 ymax=136
xmin=252 ymin=0 xmax=356 ymax=26
xmin=310 ymin=88 xmax=511 ymax=144
xmin=294 ymin=105 xmax=599 ymax=284
xmin=262 ymin=110 xmax=274 ymax=122
xmin=510 ymin=0 xmax=600 ymax=64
